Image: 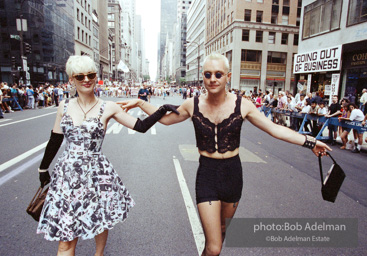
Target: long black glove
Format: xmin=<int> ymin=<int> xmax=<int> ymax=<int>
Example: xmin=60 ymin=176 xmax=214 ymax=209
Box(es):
xmin=133 ymin=104 xmax=179 ymax=133
xmin=39 ymin=130 xmax=64 ymax=187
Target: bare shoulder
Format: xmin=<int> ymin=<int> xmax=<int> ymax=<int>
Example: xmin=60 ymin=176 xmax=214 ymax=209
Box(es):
xmin=240 ymin=97 xmax=256 ymax=118
xmin=180 ymin=97 xmax=195 ymax=117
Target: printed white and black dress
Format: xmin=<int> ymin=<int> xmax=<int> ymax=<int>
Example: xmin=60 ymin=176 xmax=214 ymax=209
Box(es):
xmin=37 ymin=99 xmax=135 ymax=241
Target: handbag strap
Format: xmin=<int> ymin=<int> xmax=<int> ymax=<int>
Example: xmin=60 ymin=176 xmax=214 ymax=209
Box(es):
xmin=318 ymin=152 xmax=336 ymax=186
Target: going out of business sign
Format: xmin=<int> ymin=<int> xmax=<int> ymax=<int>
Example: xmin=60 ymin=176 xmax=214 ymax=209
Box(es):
xmin=293 ymin=45 xmax=342 ymax=74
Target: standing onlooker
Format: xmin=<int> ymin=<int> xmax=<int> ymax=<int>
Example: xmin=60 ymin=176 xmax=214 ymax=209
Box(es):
xmin=359 ymin=88 xmax=367 ymax=113
xmin=53 ymin=85 xmax=59 ymax=107
xmin=0 ymin=87 xmax=4 ymax=118
xmin=325 ymin=95 xmax=341 ymax=145
xmin=26 ymin=85 xmax=35 ymax=109
xmin=339 ymin=103 xmax=365 ymax=153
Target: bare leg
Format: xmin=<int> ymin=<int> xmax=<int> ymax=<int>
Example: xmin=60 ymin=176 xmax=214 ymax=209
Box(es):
xmin=220 ymin=201 xmax=239 ymax=242
xmin=94 ymin=230 xmax=108 ymax=256
xmin=57 ymin=238 xmax=78 ymax=256
xmin=198 ymin=201 xmax=222 ymax=256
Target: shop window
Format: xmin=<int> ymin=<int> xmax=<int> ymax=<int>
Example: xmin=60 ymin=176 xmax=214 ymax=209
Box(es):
xmin=303 ymin=0 xmax=342 ymax=39
xmin=256 ymin=31 xmax=263 ymax=42
xmin=347 ymin=0 xmax=367 ymax=26
xmin=268 ymin=51 xmax=287 ymax=64
xmin=242 ymin=29 xmax=249 ymax=41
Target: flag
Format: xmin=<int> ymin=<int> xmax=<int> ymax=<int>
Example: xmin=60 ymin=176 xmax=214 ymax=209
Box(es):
xmin=117 ymin=60 xmax=129 ymax=73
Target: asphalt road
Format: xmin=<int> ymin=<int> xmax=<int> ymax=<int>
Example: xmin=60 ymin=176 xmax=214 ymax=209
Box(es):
xmin=0 ymin=94 xmax=366 ymax=256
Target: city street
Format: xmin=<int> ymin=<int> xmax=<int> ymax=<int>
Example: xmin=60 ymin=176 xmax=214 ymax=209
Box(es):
xmin=0 ymin=95 xmax=366 ymax=256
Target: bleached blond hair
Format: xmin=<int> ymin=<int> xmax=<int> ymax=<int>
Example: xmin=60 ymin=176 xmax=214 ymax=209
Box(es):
xmin=65 ymin=55 xmax=97 ymax=77
xmin=203 ymin=53 xmax=230 ymax=72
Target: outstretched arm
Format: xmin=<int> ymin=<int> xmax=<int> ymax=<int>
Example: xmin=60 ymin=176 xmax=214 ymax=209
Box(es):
xmin=242 ymin=99 xmax=331 ymax=156
xmin=118 ymin=98 xmax=192 ymax=125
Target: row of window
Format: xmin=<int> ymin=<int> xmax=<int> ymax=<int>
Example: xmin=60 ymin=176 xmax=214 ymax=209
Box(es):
xmin=244 ymin=9 xmax=294 ymax=26
xmin=77 ymin=0 xmax=91 ymax=15
xmin=303 ymin=0 xmax=367 ymax=39
xmin=241 ymin=50 xmax=287 ymax=64
xmin=77 ymin=26 xmax=91 ymax=47
xmin=242 ymin=29 xmax=298 ymax=46
xmin=76 ymin=8 xmax=91 ymax=31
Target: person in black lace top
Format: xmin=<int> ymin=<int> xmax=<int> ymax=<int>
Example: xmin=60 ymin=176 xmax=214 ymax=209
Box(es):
xmin=121 ymin=53 xmax=331 ymax=256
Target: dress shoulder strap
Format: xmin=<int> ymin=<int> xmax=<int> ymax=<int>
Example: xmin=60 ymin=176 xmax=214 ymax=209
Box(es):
xmin=98 ymin=101 xmax=106 ymax=119
xmin=63 ymin=98 xmax=69 ymax=115
xmin=235 ymin=95 xmax=242 ymax=113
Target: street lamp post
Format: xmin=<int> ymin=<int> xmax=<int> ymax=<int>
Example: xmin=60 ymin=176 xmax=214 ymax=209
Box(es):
xmin=186 ymin=40 xmax=200 ymax=87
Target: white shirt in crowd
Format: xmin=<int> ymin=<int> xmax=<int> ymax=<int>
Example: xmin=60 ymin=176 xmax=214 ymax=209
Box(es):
xmin=318 ymin=107 xmax=327 ymax=115
xmin=349 ymin=109 xmax=365 ymax=121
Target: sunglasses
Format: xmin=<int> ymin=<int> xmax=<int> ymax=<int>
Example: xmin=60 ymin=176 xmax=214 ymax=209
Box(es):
xmin=73 ymin=73 xmax=97 ymax=81
xmin=203 ymin=72 xmax=227 ymax=79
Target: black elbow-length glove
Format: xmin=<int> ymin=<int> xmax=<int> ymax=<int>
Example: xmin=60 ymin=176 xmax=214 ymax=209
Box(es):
xmin=39 ymin=130 xmax=64 ymax=187
xmin=133 ymin=104 xmax=179 ymax=133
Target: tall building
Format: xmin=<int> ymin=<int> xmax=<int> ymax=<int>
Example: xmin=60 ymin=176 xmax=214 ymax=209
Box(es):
xmin=295 ymin=0 xmax=367 ymax=101
xmin=175 ymin=0 xmax=192 ymax=85
xmin=206 ymin=0 xmax=301 ymax=93
xmin=186 ymin=0 xmax=205 ymax=86
xmin=108 ymin=0 xmax=123 ymax=81
xmin=158 ymin=0 xmax=177 ymax=80
xmin=74 ymin=0 xmax=94 ymax=57
xmin=0 ymin=0 xmax=74 ymax=85
xmin=96 ymin=0 xmax=112 ymax=81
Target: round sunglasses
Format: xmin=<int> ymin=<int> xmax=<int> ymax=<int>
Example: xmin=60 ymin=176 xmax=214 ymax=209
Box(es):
xmin=73 ymin=73 xmax=97 ymax=81
xmin=203 ymin=72 xmax=228 ymax=79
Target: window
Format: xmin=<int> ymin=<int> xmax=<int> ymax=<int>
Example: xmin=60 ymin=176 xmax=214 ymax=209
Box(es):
xmin=268 ymin=32 xmax=276 ymax=44
xmin=293 ymin=34 xmax=299 ymax=45
xmin=245 ymin=9 xmax=251 ymax=21
xmin=77 ymin=9 xmax=80 ymax=21
xmin=281 ymin=33 xmax=288 ymax=44
xmin=282 ymin=15 xmax=289 ymax=25
xmin=256 ymin=31 xmax=263 ymax=42
xmin=241 ymin=50 xmax=262 ymax=62
xmin=242 ymin=29 xmax=249 ymax=41
xmin=303 ymin=0 xmax=342 ymax=39
xmin=268 ymin=52 xmax=287 ymax=64
xmin=271 ymin=14 xmax=278 ymax=24
xmin=256 ymin=11 xmax=263 ymax=22
xmin=348 ymin=0 xmax=367 ymax=25
xmin=77 ymin=27 xmax=80 ymax=40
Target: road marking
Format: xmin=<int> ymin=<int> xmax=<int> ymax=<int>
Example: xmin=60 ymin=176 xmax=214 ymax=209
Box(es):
xmin=0 ymin=141 xmax=48 ymax=173
xmin=0 ymin=119 xmax=12 ymax=123
xmin=173 ymin=157 xmax=204 ymax=255
xmin=0 ymin=111 xmax=57 ymax=127
xmin=128 ymin=128 xmax=136 ymax=134
xmin=0 ymin=153 xmax=43 ymax=187
xmin=106 ymin=123 xmax=123 ymax=134
xmin=151 ymin=125 xmax=156 ymax=135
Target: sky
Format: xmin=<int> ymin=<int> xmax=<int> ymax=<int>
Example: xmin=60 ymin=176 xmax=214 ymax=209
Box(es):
xmin=135 ymin=0 xmax=161 ymax=81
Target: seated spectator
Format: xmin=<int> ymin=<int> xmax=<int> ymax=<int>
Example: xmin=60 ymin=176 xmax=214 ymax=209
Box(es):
xmin=339 ymin=103 xmax=365 ymax=153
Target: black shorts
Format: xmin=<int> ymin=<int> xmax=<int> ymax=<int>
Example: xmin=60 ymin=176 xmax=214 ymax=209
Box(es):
xmin=195 ymin=155 xmax=243 ymax=204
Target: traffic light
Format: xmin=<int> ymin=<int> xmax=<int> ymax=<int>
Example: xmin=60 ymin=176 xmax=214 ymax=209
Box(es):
xmin=24 ymin=42 xmax=32 ymax=54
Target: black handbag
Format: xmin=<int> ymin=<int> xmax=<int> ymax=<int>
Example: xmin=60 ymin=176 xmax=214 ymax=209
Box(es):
xmin=318 ymin=152 xmax=346 ymax=203
xmin=26 ymin=186 xmax=49 ymax=222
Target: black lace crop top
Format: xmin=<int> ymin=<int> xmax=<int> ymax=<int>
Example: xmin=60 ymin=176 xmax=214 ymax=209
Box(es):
xmin=192 ymin=95 xmax=244 ymax=153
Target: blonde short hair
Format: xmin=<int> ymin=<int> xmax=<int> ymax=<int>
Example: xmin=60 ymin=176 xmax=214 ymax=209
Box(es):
xmin=203 ymin=52 xmax=230 ymax=72
xmin=65 ymin=55 xmax=97 ymax=77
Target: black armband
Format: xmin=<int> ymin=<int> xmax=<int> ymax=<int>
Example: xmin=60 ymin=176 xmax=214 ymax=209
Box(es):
xmin=39 ymin=130 xmax=64 ymax=169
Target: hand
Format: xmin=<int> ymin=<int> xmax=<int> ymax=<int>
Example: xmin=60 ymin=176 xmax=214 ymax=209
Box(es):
xmin=161 ymin=104 xmax=180 ymax=115
xmin=312 ymin=141 xmax=332 ymax=157
xmin=117 ymin=99 xmax=142 ymax=112
xmin=39 ymin=171 xmax=51 ymax=187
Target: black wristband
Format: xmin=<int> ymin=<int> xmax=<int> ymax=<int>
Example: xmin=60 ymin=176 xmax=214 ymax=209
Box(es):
xmin=302 ymin=135 xmax=317 ymax=149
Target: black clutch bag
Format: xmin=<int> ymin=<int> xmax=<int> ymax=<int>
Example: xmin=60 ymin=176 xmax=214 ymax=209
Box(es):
xmin=26 ymin=186 xmax=49 ymax=222
xmin=318 ymin=152 xmax=346 ymax=203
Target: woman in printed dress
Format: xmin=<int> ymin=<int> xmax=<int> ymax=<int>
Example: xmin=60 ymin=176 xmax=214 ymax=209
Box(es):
xmin=36 ymin=55 xmax=177 ymax=256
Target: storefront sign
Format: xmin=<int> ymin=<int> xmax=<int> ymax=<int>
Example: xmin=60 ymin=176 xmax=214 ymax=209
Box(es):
xmin=328 ymin=73 xmax=340 ymax=105
xmin=344 ymin=50 xmax=367 ymax=69
xmin=293 ymin=45 xmax=342 ymax=74
xmin=307 ymin=74 xmax=312 ymax=93
xmin=324 ymin=85 xmax=331 ymax=95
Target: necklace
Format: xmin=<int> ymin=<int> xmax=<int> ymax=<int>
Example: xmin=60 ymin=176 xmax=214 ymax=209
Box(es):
xmin=77 ymin=97 xmax=99 ymax=120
